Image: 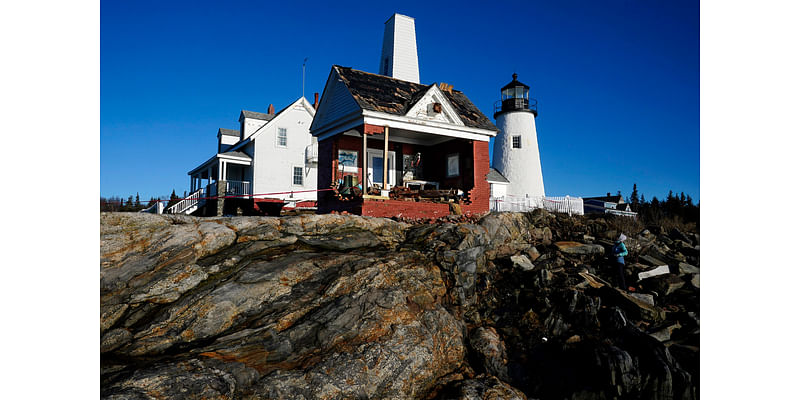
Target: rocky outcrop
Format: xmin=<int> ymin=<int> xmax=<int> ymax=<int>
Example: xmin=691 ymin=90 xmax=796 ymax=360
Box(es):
xmin=101 ymin=210 xmax=699 ymax=399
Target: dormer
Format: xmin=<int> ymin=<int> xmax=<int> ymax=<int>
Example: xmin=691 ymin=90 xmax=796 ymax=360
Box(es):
xmin=404 ymin=83 xmax=464 ymax=126
xmin=217 ymin=128 xmax=239 ymax=153
xmin=238 ymin=104 xmax=275 ymax=140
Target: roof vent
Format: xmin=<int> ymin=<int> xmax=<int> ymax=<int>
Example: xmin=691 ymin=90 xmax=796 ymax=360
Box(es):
xmin=267 ymin=104 xmax=275 ymax=114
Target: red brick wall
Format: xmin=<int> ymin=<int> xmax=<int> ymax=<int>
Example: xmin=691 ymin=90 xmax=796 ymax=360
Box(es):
xmin=467 ymin=140 xmax=490 ymax=212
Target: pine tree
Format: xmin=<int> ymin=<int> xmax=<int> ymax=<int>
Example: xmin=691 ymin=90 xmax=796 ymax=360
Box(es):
xmin=166 ymin=190 xmax=178 ymax=209
xmin=640 ymin=194 xmax=645 ymax=205
xmin=630 ymin=184 xmax=639 ymax=205
xmin=135 ymin=193 xmax=141 ymax=208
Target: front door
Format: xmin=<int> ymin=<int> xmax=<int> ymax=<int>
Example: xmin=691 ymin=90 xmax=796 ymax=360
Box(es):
xmin=367 ymin=150 xmax=396 ymax=188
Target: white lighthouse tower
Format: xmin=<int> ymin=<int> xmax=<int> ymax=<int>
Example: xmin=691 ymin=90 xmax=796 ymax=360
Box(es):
xmin=492 ymin=73 xmax=546 ymax=198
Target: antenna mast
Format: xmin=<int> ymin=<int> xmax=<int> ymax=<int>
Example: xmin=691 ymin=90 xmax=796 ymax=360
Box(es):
xmin=302 ymin=57 xmax=309 ymax=99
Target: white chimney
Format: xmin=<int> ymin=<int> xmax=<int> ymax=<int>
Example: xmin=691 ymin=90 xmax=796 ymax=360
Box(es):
xmin=379 ymin=13 xmax=420 ymax=84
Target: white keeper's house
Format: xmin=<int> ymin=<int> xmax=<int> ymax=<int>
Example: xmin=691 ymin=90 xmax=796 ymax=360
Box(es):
xmin=166 ymin=96 xmax=320 ymax=216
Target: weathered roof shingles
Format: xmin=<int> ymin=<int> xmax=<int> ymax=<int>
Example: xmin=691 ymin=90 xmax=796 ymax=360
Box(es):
xmin=218 ymin=128 xmax=239 ymax=137
xmin=240 ymin=110 xmax=274 ymax=121
xmin=334 ymin=65 xmax=496 ymax=131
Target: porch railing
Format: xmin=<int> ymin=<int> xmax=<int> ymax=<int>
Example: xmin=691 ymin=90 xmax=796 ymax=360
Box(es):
xmin=224 ymin=180 xmax=251 ymax=197
xmin=166 ymin=188 xmax=205 ymax=214
xmin=139 ymin=201 xmax=164 ymax=214
xmin=491 ymin=195 xmax=584 ymax=216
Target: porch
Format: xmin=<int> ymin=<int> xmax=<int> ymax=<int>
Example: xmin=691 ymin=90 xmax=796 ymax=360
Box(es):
xmin=166 ymin=150 xmax=255 ymax=215
xmin=317 ymin=124 xmax=491 ymax=218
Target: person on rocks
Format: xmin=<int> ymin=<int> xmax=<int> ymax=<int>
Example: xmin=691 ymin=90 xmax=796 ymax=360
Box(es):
xmin=612 ymin=233 xmax=629 ymax=290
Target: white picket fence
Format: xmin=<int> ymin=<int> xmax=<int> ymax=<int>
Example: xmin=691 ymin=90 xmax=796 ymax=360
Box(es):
xmin=490 ymin=195 xmax=584 ymax=216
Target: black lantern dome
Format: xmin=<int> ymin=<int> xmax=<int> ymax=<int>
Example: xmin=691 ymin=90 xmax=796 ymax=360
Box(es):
xmin=494 ymin=73 xmax=538 ymax=118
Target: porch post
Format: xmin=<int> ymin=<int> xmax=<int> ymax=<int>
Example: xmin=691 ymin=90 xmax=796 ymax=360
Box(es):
xmin=190 ymin=175 xmax=194 ymax=192
xmin=383 ymin=126 xmax=389 ymax=190
xmin=362 ymin=132 xmax=368 ymax=190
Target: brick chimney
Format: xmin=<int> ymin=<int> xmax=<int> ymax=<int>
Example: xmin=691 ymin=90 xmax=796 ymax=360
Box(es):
xmin=313 ymin=92 xmax=319 ymax=110
xmin=267 ymin=104 xmax=275 ymax=114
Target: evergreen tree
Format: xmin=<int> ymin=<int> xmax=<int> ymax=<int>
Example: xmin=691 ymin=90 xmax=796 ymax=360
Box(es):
xmin=640 ymin=194 xmax=645 ymax=205
xmin=630 ymin=184 xmax=639 ymax=205
xmin=166 ymin=190 xmax=178 ymax=209
xmin=135 ymin=193 xmax=141 ymax=208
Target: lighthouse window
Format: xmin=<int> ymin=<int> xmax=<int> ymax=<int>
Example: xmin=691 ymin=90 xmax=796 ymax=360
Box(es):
xmin=512 ymin=136 xmax=522 ymax=149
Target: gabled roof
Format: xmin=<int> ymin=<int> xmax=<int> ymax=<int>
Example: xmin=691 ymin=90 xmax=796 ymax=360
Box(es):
xmin=333 ymin=65 xmax=496 ymax=131
xmin=239 ymin=110 xmax=274 ymax=121
xmin=486 ymin=168 xmax=510 ymax=183
xmin=583 ymin=195 xmax=625 ymax=204
xmin=229 ymin=97 xmax=315 ymax=149
xmin=218 ymin=128 xmax=239 ymax=137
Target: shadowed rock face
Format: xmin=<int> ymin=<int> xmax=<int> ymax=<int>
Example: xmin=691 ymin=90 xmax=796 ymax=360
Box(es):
xmin=101 ymin=211 xmax=699 ymax=400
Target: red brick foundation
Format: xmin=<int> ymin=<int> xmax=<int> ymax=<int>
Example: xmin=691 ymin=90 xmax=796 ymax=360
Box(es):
xmin=361 ymin=198 xmax=488 ymax=219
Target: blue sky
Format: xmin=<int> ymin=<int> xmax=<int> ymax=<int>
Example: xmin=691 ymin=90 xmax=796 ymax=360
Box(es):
xmin=101 ymin=0 xmax=699 ymax=202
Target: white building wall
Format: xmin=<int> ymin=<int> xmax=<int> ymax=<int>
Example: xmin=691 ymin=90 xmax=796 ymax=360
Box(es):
xmin=379 ymin=14 xmax=419 ymax=83
xmin=490 ymin=182 xmax=508 ymax=198
xmin=243 ymin=118 xmax=268 ymax=139
xmin=252 ymin=104 xmax=317 ymax=202
xmin=493 ymin=111 xmax=546 ymax=198
xmin=219 ymin=135 xmax=238 ymax=152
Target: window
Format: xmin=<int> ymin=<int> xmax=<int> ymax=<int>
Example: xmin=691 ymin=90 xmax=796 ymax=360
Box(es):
xmin=293 ymin=166 xmax=303 ymax=185
xmin=277 ymin=128 xmax=287 ymax=147
xmin=338 ymin=150 xmax=358 ymax=173
xmin=447 ymin=153 xmax=459 ymax=177
xmin=512 ymin=136 xmax=522 ymax=149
